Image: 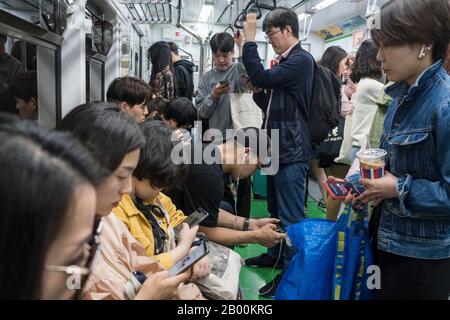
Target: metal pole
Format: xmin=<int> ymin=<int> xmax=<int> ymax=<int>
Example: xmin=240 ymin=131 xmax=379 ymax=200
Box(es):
xmin=176 ymin=0 xmax=205 ymax=77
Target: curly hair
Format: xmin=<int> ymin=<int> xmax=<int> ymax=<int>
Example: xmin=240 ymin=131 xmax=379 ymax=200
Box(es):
xmin=350 ymin=40 xmax=382 ymax=83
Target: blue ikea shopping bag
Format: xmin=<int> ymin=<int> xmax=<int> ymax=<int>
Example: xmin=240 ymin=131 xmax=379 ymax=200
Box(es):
xmin=274 ymin=218 xmax=338 ymax=300
xmin=275 ymin=192 xmax=374 ymax=300
xmin=332 ymin=205 xmax=374 ymax=300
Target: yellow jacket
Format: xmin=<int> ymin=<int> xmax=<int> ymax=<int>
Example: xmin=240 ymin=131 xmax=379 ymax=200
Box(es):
xmin=113 ymin=193 xmax=186 ymax=269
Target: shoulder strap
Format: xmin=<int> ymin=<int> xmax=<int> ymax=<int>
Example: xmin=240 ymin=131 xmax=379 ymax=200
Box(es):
xmin=133 ymin=198 xmax=167 ymax=254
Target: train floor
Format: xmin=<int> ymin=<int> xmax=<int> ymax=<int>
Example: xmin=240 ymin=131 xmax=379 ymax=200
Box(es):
xmin=234 ymin=179 xmax=326 ymax=300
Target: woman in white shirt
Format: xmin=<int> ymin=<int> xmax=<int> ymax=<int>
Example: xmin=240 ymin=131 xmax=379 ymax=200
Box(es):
xmin=349 ymin=40 xmax=384 ymax=162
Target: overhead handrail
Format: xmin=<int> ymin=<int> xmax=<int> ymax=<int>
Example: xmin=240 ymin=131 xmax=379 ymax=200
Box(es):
xmin=300 ymin=14 xmax=313 ymax=41
xmin=224 ymin=0 xmax=235 ymax=34
xmin=175 ymin=0 xmax=205 ymax=77
xmin=234 ymin=0 xmax=277 ymax=29
xmin=178 ymin=46 xmax=194 ymax=62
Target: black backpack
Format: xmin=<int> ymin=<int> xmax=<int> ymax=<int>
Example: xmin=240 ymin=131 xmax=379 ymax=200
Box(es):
xmin=308 ymin=62 xmax=342 ymax=145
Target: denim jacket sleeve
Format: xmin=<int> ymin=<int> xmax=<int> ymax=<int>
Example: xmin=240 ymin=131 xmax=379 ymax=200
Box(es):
xmin=397 ymin=100 xmax=450 ymax=217
xmin=242 ymin=42 xmax=313 ymax=90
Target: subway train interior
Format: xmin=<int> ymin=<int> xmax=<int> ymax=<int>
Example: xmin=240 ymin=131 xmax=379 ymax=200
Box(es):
xmin=0 ymin=0 xmax=449 ymax=301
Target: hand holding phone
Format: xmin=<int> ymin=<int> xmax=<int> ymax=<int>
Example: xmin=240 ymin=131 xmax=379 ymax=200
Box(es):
xmin=174 ymin=208 xmax=209 ymax=237
xmin=323 ymin=179 xmax=361 ymax=200
xmin=212 ymin=82 xmax=231 ymax=99
xmin=168 ymin=240 xmax=209 ymax=276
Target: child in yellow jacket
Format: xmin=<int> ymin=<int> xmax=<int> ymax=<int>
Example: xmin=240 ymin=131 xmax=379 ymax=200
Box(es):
xmin=113 ymin=120 xmax=210 ymax=279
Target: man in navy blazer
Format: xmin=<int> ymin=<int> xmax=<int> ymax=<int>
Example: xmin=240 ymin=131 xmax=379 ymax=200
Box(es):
xmin=242 ymin=8 xmax=315 ymax=297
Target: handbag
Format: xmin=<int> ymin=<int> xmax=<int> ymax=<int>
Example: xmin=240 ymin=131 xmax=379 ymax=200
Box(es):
xmin=229 ymin=93 xmax=264 ymax=130
xmin=275 ymin=189 xmax=374 ymax=300
xmin=229 ymin=68 xmax=263 ymax=130
xmin=316 ymin=115 xmax=345 ymax=168
xmin=334 ymin=114 xmax=353 ymax=166
xmin=194 ymin=241 xmax=243 ymax=300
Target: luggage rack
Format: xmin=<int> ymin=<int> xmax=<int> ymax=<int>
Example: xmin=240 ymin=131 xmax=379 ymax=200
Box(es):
xmin=119 ymin=0 xmax=174 ymax=24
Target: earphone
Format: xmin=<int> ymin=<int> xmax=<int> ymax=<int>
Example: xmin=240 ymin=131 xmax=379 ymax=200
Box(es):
xmin=233 ymin=150 xmax=284 ymax=298
xmin=419 ymin=45 xmax=431 ymax=59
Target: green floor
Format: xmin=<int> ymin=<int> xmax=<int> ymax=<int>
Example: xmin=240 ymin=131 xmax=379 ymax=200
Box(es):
xmin=234 ymin=197 xmax=326 ymax=300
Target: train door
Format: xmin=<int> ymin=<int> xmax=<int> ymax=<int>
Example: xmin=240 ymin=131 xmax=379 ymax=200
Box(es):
xmin=0 ymin=0 xmax=70 ymax=127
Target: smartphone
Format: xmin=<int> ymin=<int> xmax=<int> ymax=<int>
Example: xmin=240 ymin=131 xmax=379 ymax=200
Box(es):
xmin=173 ymin=208 xmax=209 ymax=236
xmin=275 ymin=225 xmax=285 ymax=233
xmin=219 ymin=80 xmax=230 ymax=86
xmin=168 ymin=240 xmax=209 ymax=276
xmin=323 ymin=180 xmax=361 ymax=200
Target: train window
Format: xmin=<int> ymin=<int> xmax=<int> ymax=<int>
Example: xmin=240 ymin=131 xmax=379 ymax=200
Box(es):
xmin=0 ymin=0 xmax=40 ymax=27
xmin=0 ymin=0 xmax=70 ymax=35
xmin=0 ymin=35 xmax=39 ymax=121
xmin=120 ymin=37 xmax=131 ymax=77
xmin=10 ymin=39 xmax=37 ymax=71
xmin=134 ymin=52 xmax=139 ymax=78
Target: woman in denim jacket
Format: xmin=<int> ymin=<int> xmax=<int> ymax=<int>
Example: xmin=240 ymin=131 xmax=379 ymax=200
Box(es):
xmin=355 ymin=0 xmax=450 ymax=299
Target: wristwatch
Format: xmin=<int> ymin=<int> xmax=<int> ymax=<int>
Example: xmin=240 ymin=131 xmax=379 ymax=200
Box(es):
xmin=243 ymin=217 xmax=250 ymax=231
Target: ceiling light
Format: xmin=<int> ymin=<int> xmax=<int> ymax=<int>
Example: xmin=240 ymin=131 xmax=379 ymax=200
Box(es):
xmin=312 ymin=0 xmax=340 ymax=11
xmin=298 ymin=13 xmax=311 ymax=21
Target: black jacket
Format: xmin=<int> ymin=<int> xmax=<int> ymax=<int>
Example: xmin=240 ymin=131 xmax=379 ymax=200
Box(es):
xmin=242 ymin=42 xmax=315 ymax=164
xmin=174 ymin=59 xmax=195 ymax=100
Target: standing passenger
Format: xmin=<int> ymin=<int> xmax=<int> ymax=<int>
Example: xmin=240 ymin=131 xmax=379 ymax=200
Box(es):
xmin=349 ymin=40 xmax=384 ymax=163
xmin=149 ymin=41 xmax=176 ymax=100
xmin=356 ymin=0 xmax=450 ymax=300
xmin=168 ymin=42 xmax=195 ymax=101
xmin=242 ymin=8 xmax=315 ymax=297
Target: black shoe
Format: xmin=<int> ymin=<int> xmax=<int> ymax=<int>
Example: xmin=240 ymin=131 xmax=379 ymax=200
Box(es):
xmin=318 ymin=199 xmax=326 ymax=210
xmin=259 ymin=274 xmax=283 ymax=298
xmin=245 ymin=253 xmax=282 ymax=269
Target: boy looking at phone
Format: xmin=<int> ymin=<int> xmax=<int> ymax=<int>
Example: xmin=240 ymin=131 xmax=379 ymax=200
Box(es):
xmin=196 ymin=31 xmax=257 ymax=221
xmin=196 ymin=32 xmax=245 ymax=140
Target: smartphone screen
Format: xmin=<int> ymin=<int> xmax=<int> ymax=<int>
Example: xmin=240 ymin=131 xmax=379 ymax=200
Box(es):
xmin=324 ymin=180 xmax=355 ymax=199
xmin=219 ymin=80 xmax=229 ymax=86
xmin=168 ymin=241 xmax=209 ymax=276
xmin=173 ymin=208 xmax=209 ymax=236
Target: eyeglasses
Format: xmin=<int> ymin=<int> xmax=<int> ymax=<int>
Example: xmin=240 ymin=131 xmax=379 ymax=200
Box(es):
xmin=264 ymin=29 xmax=282 ymax=42
xmin=45 ymin=217 xmax=104 ymax=299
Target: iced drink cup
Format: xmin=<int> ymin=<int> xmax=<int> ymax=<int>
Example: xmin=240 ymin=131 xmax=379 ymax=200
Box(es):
xmin=357 ymin=149 xmax=387 ymax=179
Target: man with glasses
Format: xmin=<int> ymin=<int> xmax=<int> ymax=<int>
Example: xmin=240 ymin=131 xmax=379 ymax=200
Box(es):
xmin=242 ymin=7 xmax=315 ymax=297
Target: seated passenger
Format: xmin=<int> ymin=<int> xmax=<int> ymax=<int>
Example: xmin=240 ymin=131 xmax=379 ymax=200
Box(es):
xmin=9 ymin=71 xmax=38 ymax=120
xmin=147 ymin=96 xmax=169 ymax=120
xmin=58 ymin=103 xmax=203 ymax=300
xmin=162 ymin=97 xmax=197 ymax=130
xmin=0 ymin=34 xmax=23 ymax=115
xmin=106 ymin=76 xmax=151 ymax=124
xmin=113 ymin=120 xmax=210 ymax=280
xmin=0 ymin=118 xmax=100 ymax=299
xmin=165 ymin=127 xmax=285 ymax=248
